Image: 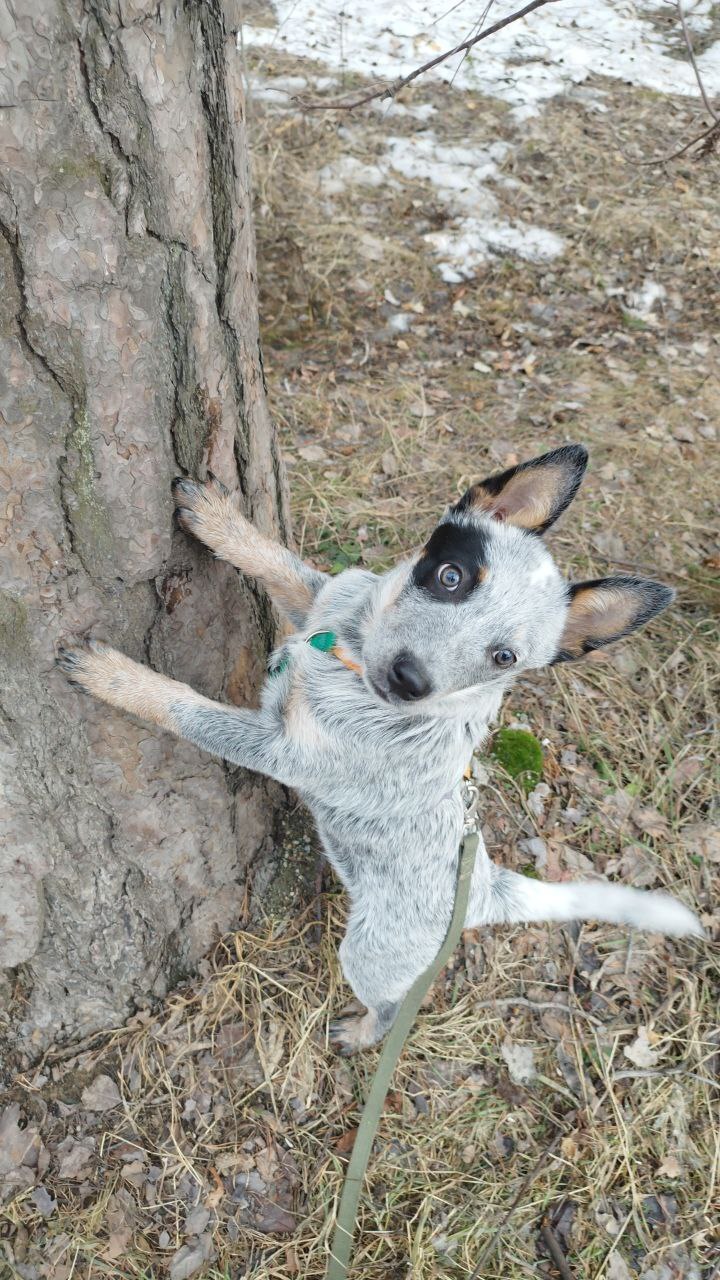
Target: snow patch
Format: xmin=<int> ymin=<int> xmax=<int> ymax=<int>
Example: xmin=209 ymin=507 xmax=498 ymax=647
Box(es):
xmin=245 ymin=1 xmax=720 ymax=116
xmin=627 ymin=279 xmax=667 ymax=318
xmin=243 ymin=2 xmax=719 ymax=279
xmin=318 ymin=154 xmax=393 ymax=194
xmin=426 ymin=218 xmax=564 ymax=282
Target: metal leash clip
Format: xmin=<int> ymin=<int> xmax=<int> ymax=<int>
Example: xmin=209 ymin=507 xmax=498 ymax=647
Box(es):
xmin=461 ymin=775 xmax=481 ymax=834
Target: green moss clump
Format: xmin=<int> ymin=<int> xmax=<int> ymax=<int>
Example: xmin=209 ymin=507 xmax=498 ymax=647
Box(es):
xmin=491 ymin=727 xmax=543 ymax=793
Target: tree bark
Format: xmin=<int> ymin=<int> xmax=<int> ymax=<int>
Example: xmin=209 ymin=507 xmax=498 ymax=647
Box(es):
xmin=0 ymin=0 xmax=290 ymax=1074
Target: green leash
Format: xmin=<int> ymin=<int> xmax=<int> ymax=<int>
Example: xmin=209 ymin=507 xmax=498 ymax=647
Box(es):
xmin=326 ymin=831 xmax=480 ymax=1280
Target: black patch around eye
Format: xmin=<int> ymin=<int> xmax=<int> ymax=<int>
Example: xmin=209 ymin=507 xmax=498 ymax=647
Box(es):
xmin=412 ymin=521 xmax=489 ymax=603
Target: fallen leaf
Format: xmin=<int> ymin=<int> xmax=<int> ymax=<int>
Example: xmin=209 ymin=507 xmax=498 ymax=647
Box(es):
xmin=251 ymin=1197 xmax=296 ymax=1234
xmin=551 ymin=1200 xmax=577 ymax=1251
xmin=592 ymin=530 xmax=627 ymax=560
xmin=642 ymin=1193 xmax=678 ymax=1234
xmin=594 ymin=1202 xmax=622 ymax=1236
xmin=610 ymin=843 xmax=659 ymax=889
xmin=527 ymin=782 xmax=551 ymax=820
xmin=103 ymin=1227 xmax=133 ymax=1261
xmin=57 ymin=1138 xmax=94 ymax=1179
xmin=334 ymin=1127 xmax=358 ymax=1155
xmin=638 ymin=1244 xmax=700 ymax=1279
xmin=600 ymin=789 xmax=635 ymax=831
xmin=670 ymin=756 xmax=703 ymax=788
xmin=680 ymin=822 xmax=720 ymax=864
xmin=297 ymin=444 xmax=328 ymax=463
xmin=31 ymin=1185 xmax=56 ymax=1217
xmin=81 ymin=1074 xmax=121 ymax=1112
xmin=184 ymin=1205 xmax=211 ymax=1236
xmin=214 ymin=1151 xmax=254 ymax=1176
xmin=169 ymin=1235 xmax=214 ymax=1280
xmin=501 ymin=1038 xmax=536 ymax=1085
xmin=258 ymin=1018 xmax=285 ymax=1077
xmin=0 ymin=1105 xmax=42 ymax=1174
xmin=657 ymin=1153 xmax=682 ymax=1178
xmin=607 ymin=1253 xmax=633 ymax=1280
xmin=560 ymin=1135 xmax=578 ymax=1161
xmin=517 ymin=836 xmax=548 ymax=871
xmin=255 ymin=1145 xmax=279 ymax=1183
xmin=121 ymin=1159 xmax=145 ymax=1186
xmin=632 ymin=805 xmax=670 ymax=839
xmin=625 ymin=1026 xmax=660 ymax=1069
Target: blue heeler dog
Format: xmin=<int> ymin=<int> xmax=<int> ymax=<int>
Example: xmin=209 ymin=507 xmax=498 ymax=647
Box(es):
xmin=58 ymin=445 xmax=702 ymax=1053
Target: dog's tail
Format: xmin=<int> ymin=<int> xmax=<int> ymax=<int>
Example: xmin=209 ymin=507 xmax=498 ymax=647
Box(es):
xmin=486 ymin=870 xmax=703 ymax=938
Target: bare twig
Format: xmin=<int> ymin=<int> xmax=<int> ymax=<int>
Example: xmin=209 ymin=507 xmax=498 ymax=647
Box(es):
xmin=540 ymin=1218 xmax=575 ymax=1280
xmin=640 ymin=117 xmax=720 ymax=166
xmin=642 ymin=3 xmax=719 ymax=164
xmin=296 ymin=0 xmax=562 ymax=112
xmin=473 ymin=995 xmax=603 ymax=1026
xmin=468 ymin=1133 xmax=562 ymax=1277
xmin=677 ymin=0 xmax=718 ymax=121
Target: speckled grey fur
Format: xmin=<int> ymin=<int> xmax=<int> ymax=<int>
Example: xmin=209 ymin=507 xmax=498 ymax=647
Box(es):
xmin=60 ymin=449 xmax=703 ymax=1052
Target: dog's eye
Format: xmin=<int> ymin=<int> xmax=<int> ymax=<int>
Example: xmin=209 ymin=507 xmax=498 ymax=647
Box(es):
xmin=437 ymin=563 xmax=463 ymax=591
xmin=493 ymin=648 xmax=517 ymax=668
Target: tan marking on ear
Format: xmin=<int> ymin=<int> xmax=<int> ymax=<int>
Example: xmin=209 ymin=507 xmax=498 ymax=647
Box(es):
xmin=470 ymin=464 xmax=567 ymax=529
xmin=176 ymin=480 xmax=315 ymax=618
xmin=561 ymin=585 xmax=642 ymax=655
xmin=284 ymin=676 xmax=330 ymax=750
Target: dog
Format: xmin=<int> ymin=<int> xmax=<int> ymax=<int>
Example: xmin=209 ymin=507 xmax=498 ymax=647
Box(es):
xmin=57 ymin=444 xmax=702 ymax=1053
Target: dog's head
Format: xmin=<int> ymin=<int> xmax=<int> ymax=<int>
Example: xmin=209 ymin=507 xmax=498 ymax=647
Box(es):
xmin=361 ymin=445 xmax=673 ymax=710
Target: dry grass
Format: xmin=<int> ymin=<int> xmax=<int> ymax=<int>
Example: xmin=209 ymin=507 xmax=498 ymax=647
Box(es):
xmin=2 ymin=43 xmax=719 ymax=1280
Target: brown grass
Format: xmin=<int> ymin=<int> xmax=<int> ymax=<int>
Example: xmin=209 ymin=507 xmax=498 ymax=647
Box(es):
xmin=2 ymin=43 xmax=719 ymax=1280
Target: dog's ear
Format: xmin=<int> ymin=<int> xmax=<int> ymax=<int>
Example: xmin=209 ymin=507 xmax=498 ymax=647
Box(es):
xmin=553 ymin=576 xmax=674 ymax=662
xmin=454 ymin=444 xmax=588 ymax=534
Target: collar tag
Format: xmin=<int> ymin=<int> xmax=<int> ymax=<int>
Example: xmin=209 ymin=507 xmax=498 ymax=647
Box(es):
xmin=307 ymin=630 xmax=337 ymax=652
xmin=269 ymin=630 xmax=363 ymax=679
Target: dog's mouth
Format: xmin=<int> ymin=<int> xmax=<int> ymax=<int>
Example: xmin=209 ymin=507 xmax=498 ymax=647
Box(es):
xmin=366 ymin=674 xmax=390 ymax=703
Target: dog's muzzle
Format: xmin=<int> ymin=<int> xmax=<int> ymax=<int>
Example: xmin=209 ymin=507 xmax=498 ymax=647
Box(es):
xmin=386 ymin=652 xmax=432 ymax=701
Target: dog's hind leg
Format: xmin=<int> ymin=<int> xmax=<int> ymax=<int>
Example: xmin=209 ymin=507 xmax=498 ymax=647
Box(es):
xmin=172 ymin=475 xmax=327 ymax=626
xmin=474 ymin=869 xmax=703 ymax=938
xmin=329 ymin=1000 xmax=401 ymax=1056
xmin=329 ymin=904 xmax=446 ymax=1055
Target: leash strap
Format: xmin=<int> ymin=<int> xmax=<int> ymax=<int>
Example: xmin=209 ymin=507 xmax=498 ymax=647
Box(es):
xmin=325 ymin=831 xmax=480 ymax=1280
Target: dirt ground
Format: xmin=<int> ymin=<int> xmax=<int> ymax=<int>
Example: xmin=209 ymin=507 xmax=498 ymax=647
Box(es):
xmin=2 ymin=34 xmax=719 ymax=1280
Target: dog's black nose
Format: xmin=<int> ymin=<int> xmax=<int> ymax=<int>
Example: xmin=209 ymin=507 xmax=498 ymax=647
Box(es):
xmin=387 ymin=653 xmax=432 ymax=701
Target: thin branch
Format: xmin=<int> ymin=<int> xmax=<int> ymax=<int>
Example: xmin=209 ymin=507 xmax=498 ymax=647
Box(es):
xmin=540 ymin=1219 xmax=575 ymax=1280
xmin=640 ymin=116 xmax=720 ymax=166
xmin=296 ymin=0 xmax=563 ymax=112
xmin=473 ymin=995 xmax=603 ymax=1026
xmin=677 ymin=0 xmax=718 ymax=121
xmin=468 ymin=1133 xmax=562 ymax=1277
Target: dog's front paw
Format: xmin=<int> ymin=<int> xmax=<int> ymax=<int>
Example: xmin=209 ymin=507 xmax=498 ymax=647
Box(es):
xmin=56 ymin=639 xmax=163 ymax=723
xmin=172 ymin=473 xmax=234 ymax=542
xmin=329 ymin=1009 xmax=382 ymax=1056
xmin=56 ymin=638 xmax=114 ymax=698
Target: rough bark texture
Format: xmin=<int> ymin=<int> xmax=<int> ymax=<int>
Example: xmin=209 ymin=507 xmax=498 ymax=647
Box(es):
xmin=0 ymin=0 xmax=290 ymax=1073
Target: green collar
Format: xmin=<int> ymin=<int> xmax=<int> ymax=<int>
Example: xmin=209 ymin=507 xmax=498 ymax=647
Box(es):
xmin=269 ymin=631 xmax=362 ymax=678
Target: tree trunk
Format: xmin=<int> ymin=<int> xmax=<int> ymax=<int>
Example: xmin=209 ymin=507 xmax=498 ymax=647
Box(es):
xmin=0 ymin=0 xmax=290 ymax=1074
